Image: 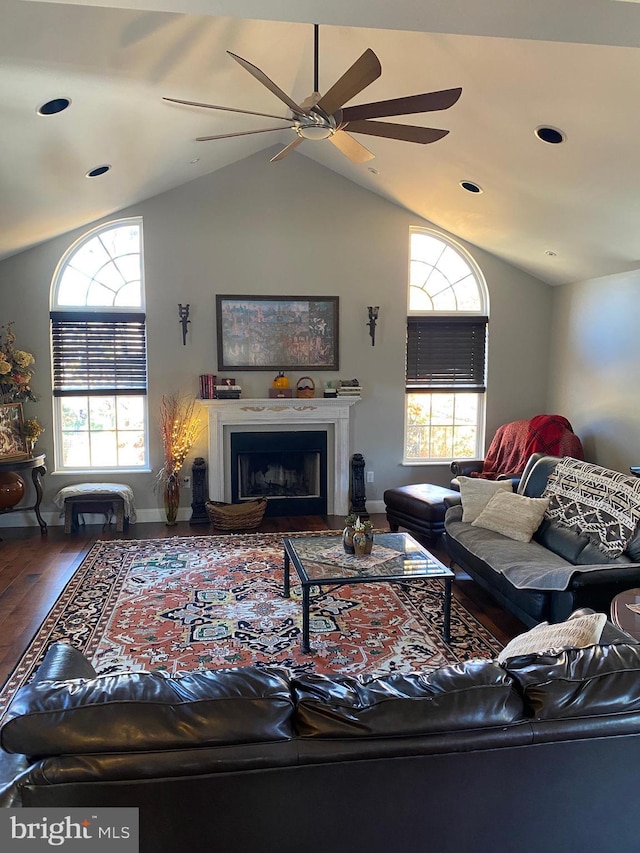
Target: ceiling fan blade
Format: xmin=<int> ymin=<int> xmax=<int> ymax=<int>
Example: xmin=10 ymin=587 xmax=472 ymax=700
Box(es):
xmin=341 ymin=88 xmax=462 ymax=122
xmin=227 ymin=51 xmax=311 ymax=116
xmin=345 ymin=120 xmax=449 ymax=144
xmin=329 ymin=130 xmax=375 ymax=164
xmin=316 ymin=49 xmax=382 ymax=116
xmin=270 ymin=137 xmax=305 ymax=162
xmin=163 ymin=97 xmax=293 ymax=123
xmin=196 ymin=127 xmax=289 ymax=142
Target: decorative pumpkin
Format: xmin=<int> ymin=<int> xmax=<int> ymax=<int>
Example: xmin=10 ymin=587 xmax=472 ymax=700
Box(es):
xmin=273 ymin=371 xmax=290 ymax=389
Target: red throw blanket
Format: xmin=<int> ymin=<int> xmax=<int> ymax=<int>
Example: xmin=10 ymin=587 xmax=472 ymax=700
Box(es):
xmin=476 ymin=414 xmax=584 ymax=479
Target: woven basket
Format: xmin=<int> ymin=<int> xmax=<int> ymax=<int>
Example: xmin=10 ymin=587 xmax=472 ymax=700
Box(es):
xmin=296 ymin=376 xmax=315 ymax=398
xmin=205 ymin=498 xmax=267 ymax=530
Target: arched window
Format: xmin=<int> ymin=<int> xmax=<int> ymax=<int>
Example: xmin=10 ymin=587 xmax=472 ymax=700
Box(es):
xmin=405 ymin=228 xmax=488 ymax=462
xmin=50 ymin=218 xmax=148 ymax=471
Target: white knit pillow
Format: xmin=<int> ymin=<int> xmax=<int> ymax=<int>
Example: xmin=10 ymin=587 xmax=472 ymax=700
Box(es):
xmin=458 ymin=476 xmax=513 ymax=523
xmin=471 ymin=490 xmax=549 ymax=542
xmin=497 ymin=613 xmax=607 ymax=664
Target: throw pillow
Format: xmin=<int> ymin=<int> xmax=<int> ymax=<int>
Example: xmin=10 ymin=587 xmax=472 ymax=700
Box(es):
xmin=458 ymin=476 xmax=513 ymax=523
xmin=471 ymin=490 xmax=550 ymax=542
xmin=497 ymin=612 xmax=607 ymax=664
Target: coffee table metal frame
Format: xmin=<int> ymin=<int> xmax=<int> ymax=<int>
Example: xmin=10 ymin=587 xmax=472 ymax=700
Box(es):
xmin=283 ymin=531 xmax=454 ymax=653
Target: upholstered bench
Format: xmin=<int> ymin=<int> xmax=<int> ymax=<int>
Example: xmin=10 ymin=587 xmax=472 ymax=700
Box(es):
xmin=53 ymin=484 xmax=136 ymax=533
xmin=384 ymin=483 xmax=460 ymax=544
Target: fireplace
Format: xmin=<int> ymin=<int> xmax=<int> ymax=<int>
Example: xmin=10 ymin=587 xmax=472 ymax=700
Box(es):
xmin=231 ymin=431 xmax=327 ymax=516
xmin=200 ymin=398 xmax=359 ymax=516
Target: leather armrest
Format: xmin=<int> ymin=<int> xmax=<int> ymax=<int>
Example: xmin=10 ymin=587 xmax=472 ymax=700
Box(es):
xmin=567 ymin=565 xmax=640 ymax=588
xmin=450 ymin=460 xmax=484 ymax=477
xmin=33 ymin=643 xmax=97 ymax=683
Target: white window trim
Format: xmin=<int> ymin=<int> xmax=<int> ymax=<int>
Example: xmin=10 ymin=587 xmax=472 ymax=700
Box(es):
xmin=403 ymin=227 xmax=489 ymax=465
xmin=50 ymin=217 xmax=149 ymax=473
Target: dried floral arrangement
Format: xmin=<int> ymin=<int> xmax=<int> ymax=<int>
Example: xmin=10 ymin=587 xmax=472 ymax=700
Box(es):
xmin=157 ymin=394 xmax=202 ymax=483
xmin=0 ymin=322 xmax=38 ymax=404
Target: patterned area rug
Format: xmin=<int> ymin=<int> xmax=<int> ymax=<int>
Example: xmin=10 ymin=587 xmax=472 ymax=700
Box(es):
xmin=0 ymin=532 xmax=502 ymax=717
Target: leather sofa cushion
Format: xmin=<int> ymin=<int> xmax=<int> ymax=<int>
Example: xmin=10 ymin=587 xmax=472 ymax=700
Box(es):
xmin=293 ymin=662 xmax=524 ymax=737
xmin=502 ymin=643 xmax=640 ymax=720
xmin=1 ymin=667 xmax=294 ymax=756
xmin=533 ymin=518 xmax=592 ymax=563
xmin=574 ymin=540 xmax=635 ymax=566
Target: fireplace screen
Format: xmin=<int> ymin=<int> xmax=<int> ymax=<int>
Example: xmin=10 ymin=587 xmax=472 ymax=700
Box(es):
xmin=238 ymin=451 xmax=320 ymax=500
xmin=231 ymin=430 xmax=327 ymax=516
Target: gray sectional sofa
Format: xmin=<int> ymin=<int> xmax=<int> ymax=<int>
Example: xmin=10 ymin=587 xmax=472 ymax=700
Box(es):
xmin=444 ymin=453 xmax=640 ymax=627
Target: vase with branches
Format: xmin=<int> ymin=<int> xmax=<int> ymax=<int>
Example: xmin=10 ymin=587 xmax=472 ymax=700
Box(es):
xmin=157 ymin=394 xmax=202 ymax=525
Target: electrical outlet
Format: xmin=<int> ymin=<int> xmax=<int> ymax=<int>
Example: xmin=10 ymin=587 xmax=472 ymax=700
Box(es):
xmin=366 ymin=470 xmax=374 ymax=483
xmin=181 ymin=476 xmax=191 ymax=488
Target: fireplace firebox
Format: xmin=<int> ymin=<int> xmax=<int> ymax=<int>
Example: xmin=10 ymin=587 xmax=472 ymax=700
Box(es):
xmin=231 ymin=431 xmax=327 ymax=517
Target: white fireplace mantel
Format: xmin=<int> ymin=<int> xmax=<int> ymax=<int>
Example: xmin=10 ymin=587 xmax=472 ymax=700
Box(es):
xmin=199 ymin=398 xmax=360 ymax=515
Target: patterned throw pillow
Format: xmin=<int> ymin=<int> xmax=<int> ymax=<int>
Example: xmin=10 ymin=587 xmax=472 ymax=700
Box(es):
xmin=472 ymin=490 xmax=550 ymax=542
xmin=542 ymin=458 xmax=640 ymax=558
xmin=458 ymin=476 xmax=513 ymax=523
xmin=497 ymin=613 xmax=607 ymax=664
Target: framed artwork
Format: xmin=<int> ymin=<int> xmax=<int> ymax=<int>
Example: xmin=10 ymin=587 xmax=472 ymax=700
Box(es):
xmin=216 ymin=295 xmax=339 ymax=371
xmin=0 ymin=403 xmax=29 ymax=461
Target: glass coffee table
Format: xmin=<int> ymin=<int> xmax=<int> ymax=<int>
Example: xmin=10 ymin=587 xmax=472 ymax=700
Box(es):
xmin=283 ymin=531 xmax=455 ymax=653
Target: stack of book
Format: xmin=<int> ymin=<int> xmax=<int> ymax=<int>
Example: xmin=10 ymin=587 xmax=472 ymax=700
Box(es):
xmin=199 ymin=374 xmax=216 ymax=399
xmin=214 ymin=378 xmax=242 ymax=399
xmin=337 ymin=382 xmax=362 ymax=397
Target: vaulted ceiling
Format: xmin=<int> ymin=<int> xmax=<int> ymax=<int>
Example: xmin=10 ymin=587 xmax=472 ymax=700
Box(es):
xmin=5 ymin=0 xmax=640 ymax=285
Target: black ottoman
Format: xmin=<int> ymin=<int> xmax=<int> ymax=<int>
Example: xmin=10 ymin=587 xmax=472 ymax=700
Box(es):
xmin=383 ymin=484 xmax=460 ymax=544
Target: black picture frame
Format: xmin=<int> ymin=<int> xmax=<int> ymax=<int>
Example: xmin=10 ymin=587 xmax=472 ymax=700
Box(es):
xmin=216 ymin=295 xmax=339 ymax=371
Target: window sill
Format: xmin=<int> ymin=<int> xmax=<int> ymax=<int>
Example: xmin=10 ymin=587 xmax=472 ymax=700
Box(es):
xmin=401 ymin=459 xmax=454 ymax=467
xmin=50 ymin=468 xmax=152 ymax=476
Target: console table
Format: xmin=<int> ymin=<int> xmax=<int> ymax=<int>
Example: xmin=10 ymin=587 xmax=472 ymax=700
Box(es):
xmin=0 ymin=453 xmax=47 ymax=533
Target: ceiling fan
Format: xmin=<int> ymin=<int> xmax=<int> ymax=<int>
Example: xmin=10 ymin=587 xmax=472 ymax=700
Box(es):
xmin=163 ymin=25 xmax=461 ymax=164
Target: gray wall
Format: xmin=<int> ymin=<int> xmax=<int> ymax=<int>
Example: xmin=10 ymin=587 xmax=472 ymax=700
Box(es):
xmin=548 ymin=270 xmax=640 ymax=472
xmin=0 ymin=148 xmax=552 ymax=523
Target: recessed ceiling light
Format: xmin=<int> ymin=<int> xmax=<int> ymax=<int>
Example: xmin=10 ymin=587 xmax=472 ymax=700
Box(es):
xmin=37 ymin=97 xmax=71 ymax=116
xmin=190 ymin=158 xmax=200 ymax=165
xmin=368 ymin=167 xmax=380 ymax=175
xmin=545 ymin=249 xmax=558 ymax=257
xmin=85 ymin=165 xmax=111 ymax=178
xmin=460 ymin=180 xmax=483 ymax=194
xmin=535 ymin=126 xmax=566 ymax=144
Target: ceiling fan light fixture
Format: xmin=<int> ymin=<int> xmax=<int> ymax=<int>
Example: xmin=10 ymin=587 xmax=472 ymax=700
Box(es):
xmin=535 ymin=126 xmax=566 ymax=144
xmin=297 ymin=125 xmax=333 ymax=140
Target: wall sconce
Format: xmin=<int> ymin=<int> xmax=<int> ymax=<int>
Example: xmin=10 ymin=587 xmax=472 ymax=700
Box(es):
xmin=178 ymin=304 xmax=191 ymax=345
xmin=367 ymin=306 xmax=379 ymax=346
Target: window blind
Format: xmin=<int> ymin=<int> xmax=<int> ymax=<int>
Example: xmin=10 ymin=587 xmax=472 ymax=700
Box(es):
xmin=406 ymin=315 xmax=487 ymax=392
xmin=50 ymin=311 xmax=147 ymax=396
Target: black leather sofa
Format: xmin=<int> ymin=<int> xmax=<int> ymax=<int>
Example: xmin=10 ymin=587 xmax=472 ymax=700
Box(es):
xmin=444 ymin=453 xmax=640 ymax=627
xmin=3 ymin=623 xmax=640 ymax=853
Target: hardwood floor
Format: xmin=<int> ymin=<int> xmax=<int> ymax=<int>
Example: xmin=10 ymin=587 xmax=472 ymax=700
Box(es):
xmin=0 ymin=513 xmax=526 ymax=687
